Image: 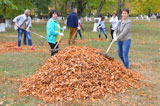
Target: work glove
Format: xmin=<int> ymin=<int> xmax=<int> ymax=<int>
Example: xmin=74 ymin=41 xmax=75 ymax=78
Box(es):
xmin=62 ymin=26 xmax=66 ymax=30
xmin=26 ymin=27 xmax=30 ymax=32
xmin=113 ymin=32 xmax=117 ymax=42
xmin=113 ymin=37 xmax=117 ymax=42
xmin=59 ymin=33 xmax=64 ymax=37
xmin=77 ymin=27 xmax=80 ymax=30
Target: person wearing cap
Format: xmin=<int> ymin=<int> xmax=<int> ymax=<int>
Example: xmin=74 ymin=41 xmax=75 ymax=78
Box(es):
xmin=13 ymin=9 xmax=34 ymax=50
xmin=46 ymin=10 xmax=64 ymax=56
xmin=67 ymin=8 xmax=78 ymax=44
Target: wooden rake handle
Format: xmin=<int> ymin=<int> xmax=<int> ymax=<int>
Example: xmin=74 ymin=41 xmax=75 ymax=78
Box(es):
xmin=54 ymin=29 xmax=65 ymax=49
xmin=106 ymin=40 xmax=115 ymax=54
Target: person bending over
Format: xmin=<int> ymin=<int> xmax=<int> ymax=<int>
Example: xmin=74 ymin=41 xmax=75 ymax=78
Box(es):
xmin=13 ymin=9 xmax=34 ymax=50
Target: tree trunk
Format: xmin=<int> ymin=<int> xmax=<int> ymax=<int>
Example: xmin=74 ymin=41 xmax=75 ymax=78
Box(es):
xmin=117 ymin=0 xmax=126 ymax=19
xmin=148 ymin=9 xmax=151 ymax=17
xmin=89 ymin=8 xmax=92 ymax=17
xmin=122 ymin=0 xmax=125 ymax=7
xmin=75 ymin=0 xmax=78 ymax=7
xmin=0 ymin=15 xmax=5 ymax=23
xmin=64 ymin=0 xmax=69 ymax=17
xmin=96 ymin=0 xmax=106 ymax=17
xmin=77 ymin=0 xmax=87 ymax=18
xmin=55 ymin=1 xmax=57 ymax=10
xmin=37 ymin=11 xmax=42 ymax=19
xmin=69 ymin=0 xmax=73 ymax=13
xmin=61 ymin=5 xmax=65 ymax=20
xmin=117 ymin=0 xmax=122 ymax=19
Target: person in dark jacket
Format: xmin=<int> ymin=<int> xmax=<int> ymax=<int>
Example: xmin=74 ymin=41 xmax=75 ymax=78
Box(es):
xmin=67 ymin=8 xmax=78 ymax=44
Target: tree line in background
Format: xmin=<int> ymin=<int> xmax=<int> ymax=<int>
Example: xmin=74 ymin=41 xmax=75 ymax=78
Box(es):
xmin=0 ymin=0 xmax=160 ymax=22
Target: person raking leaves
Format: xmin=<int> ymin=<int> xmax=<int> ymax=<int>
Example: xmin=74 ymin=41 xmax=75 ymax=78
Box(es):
xmin=46 ymin=10 xmax=65 ymax=56
xmin=113 ymin=8 xmax=132 ymax=69
xmin=13 ymin=9 xmax=34 ymax=50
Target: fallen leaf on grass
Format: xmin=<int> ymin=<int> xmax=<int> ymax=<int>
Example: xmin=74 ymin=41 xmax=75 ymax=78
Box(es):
xmin=0 ymin=42 xmax=48 ymax=54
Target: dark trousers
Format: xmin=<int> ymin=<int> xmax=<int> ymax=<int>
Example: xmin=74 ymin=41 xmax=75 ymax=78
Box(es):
xmin=111 ymin=29 xmax=114 ymax=40
xmin=48 ymin=42 xmax=59 ymax=56
xmin=76 ymin=30 xmax=83 ymax=39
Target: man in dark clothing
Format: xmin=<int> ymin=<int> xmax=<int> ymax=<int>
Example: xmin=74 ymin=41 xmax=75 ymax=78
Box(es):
xmin=67 ymin=8 xmax=78 ymax=44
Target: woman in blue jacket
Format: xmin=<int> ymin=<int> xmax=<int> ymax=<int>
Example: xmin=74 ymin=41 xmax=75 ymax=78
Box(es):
xmin=46 ymin=10 xmax=64 ymax=56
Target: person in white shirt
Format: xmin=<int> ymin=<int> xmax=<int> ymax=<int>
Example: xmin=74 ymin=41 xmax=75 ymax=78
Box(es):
xmin=109 ymin=13 xmax=118 ymax=40
xmin=98 ymin=16 xmax=108 ymax=40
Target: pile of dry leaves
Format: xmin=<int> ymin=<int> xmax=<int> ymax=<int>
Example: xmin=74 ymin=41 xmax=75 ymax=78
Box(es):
xmin=19 ymin=45 xmax=141 ymax=103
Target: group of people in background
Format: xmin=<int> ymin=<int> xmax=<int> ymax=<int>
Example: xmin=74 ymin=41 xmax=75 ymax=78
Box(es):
xmin=98 ymin=13 xmax=118 ymax=41
xmin=13 ymin=8 xmax=131 ymax=69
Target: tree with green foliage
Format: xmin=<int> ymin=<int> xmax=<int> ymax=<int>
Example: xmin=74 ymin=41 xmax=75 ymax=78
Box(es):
xmin=99 ymin=0 xmax=117 ymax=16
xmin=131 ymin=0 xmax=160 ymax=16
xmin=96 ymin=0 xmax=106 ymax=17
xmin=77 ymin=0 xmax=88 ymax=18
xmin=32 ymin=0 xmax=51 ymax=19
xmin=0 ymin=0 xmax=34 ymax=21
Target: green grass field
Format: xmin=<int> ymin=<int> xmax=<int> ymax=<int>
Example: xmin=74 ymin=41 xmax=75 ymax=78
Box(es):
xmin=0 ymin=19 xmax=160 ymax=106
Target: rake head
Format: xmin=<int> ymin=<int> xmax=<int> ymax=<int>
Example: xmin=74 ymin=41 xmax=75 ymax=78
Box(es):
xmin=50 ymin=48 xmax=62 ymax=52
xmin=98 ymin=52 xmax=114 ymax=60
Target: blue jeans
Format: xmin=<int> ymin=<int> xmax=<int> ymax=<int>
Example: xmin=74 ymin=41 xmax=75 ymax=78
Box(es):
xmin=18 ymin=28 xmax=33 ymax=47
xmin=117 ymin=39 xmax=131 ymax=69
xmin=76 ymin=30 xmax=82 ymax=39
xmin=23 ymin=33 xmax=29 ymax=45
xmin=99 ymin=27 xmax=108 ymax=39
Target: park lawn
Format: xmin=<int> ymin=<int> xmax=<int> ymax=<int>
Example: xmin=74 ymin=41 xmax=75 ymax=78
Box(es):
xmin=0 ymin=19 xmax=160 ymax=106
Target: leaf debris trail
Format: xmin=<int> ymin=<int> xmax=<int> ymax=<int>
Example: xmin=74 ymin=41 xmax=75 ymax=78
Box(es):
xmin=0 ymin=42 xmax=47 ymax=54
